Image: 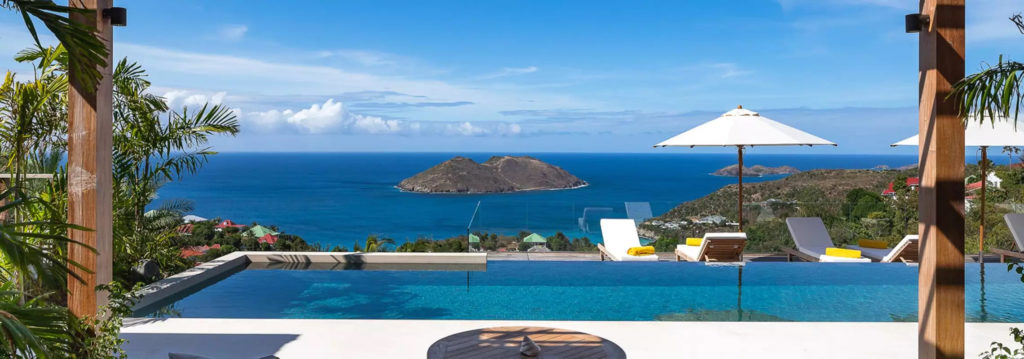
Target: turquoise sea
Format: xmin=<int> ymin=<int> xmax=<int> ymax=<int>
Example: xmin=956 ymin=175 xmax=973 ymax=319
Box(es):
xmin=153 ymin=153 xmax=926 ymax=248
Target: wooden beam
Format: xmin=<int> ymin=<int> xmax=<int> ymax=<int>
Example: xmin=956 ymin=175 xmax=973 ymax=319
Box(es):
xmin=917 ymin=0 xmax=965 ymax=358
xmin=67 ymin=0 xmax=113 ymax=318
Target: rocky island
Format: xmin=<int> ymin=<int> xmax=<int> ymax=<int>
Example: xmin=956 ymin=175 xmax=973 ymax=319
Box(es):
xmin=397 ymin=156 xmax=588 ymax=193
xmin=712 ymin=164 xmax=800 ymax=177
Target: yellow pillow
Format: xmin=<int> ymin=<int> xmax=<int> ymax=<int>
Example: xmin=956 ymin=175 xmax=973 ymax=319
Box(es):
xmin=825 ymin=247 xmax=861 ymax=258
xmin=686 ymin=237 xmax=702 ymax=246
xmin=858 ymin=239 xmax=888 ymax=249
xmin=627 ymin=246 xmax=655 ymax=256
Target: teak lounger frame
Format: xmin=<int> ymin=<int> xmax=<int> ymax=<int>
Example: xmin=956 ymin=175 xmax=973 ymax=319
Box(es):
xmin=675 ymin=238 xmax=746 ymax=262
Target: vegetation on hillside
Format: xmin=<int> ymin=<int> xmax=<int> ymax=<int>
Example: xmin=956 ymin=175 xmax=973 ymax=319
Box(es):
xmin=643 ymin=163 xmax=1024 ymax=254
xmin=642 ymin=169 xmax=917 ymax=252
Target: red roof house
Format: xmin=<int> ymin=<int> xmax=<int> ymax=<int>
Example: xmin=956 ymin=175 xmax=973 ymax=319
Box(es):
xmin=257 ymin=233 xmax=278 ymax=245
xmin=882 ymin=177 xmax=921 ymax=196
xmin=966 ymin=181 xmax=984 ymax=192
xmin=177 ymin=223 xmax=194 ymax=235
xmin=214 ymin=219 xmax=246 ymax=230
xmin=180 ymin=244 xmax=222 ymax=258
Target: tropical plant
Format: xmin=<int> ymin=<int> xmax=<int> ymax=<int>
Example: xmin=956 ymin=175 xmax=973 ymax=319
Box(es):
xmin=0 ymin=282 xmax=72 ymax=358
xmin=363 ymin=235 xmax=395 ymax=252
xmin=108 ymin=58 xmax=239 ymax=282
xmin=0 ymin=187 xmax=89 ymax=358
xmin=0 ymin=45 xmax=68 ymax=187
xmin=2 ymin=0 xmax=109 ymax=91
xmin=952 ymin=14 xmax=1023 ymax=124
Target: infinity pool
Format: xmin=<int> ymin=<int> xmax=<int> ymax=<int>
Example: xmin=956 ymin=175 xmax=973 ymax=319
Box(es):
xmin=134 ymin=261 xmax=1024 ymax=322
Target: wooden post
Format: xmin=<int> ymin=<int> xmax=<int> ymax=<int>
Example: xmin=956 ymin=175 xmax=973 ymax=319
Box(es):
xmin=67 ymin=0 xmax=113 ymax=318
xmin=737 ymin=145 xmax=743 ymax=231
xmin=917 ymin=0 xmax=965 ymax=358
xmin=979 ymin=146 xmax=987 ymax=263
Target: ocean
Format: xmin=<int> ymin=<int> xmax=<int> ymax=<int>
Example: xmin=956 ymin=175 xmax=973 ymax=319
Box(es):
xmin=154 ymin=152 xmax=927 ymax=248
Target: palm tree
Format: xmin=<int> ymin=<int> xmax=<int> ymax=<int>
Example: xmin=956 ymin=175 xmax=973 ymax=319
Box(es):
xmin=109 ymin=58 xmax=239 ymax=280
xmin=952 ymin=15 xmax=1024 ymax=124
xmin=2 ymin=0 xmax=109 ymax=92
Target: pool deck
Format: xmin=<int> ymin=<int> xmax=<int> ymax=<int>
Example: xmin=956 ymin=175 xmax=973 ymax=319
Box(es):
xmin=121 ymin=318 xmax=1019 ymax=358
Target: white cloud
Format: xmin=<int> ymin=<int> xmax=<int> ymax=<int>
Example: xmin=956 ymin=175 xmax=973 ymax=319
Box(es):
xmin=478 ymin=66 xmax=539 ymax=80
xmin=240 ymin=98 xmax=521 ymax=137
xmin=217 ymin=25 xmax=248 ymax=41
xmin=161 ymin=90 xmax=227 ymax=109
xmin=352 ymin=114 xmax=402 ymax=134
xmin=446 ymin=122 xmax=488 ymax=136
xmin=284 ymin=98 xmax=345 ymax=133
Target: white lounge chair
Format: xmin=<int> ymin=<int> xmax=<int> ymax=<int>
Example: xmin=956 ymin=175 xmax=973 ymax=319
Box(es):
xmin=597 ymin=218 xmax=658 ymax=261
xmin=993 ymin=213 xmax=1024 ymax=262
xmin=846 ymin=235 xmax=919 ymax=263
xmin=784 ymin=217 xmax=870 ymax=263
xmin=675 ymin=233 xmax=747 ymax=262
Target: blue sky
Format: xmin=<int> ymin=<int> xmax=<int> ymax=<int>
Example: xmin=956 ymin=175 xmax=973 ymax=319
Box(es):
xmin=1 ymin=0 xmax=1022 ymax=153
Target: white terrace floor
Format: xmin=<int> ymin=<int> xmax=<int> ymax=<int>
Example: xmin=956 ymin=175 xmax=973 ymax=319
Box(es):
xmin=122 ymin=318 xmax=1017 ymax=358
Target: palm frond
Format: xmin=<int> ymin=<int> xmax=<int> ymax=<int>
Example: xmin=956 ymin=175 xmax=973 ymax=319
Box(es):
xmin=952 ymin=55 xmax=1024 ymax=125
xmin=5 ymin=0 xmax=109 ymax=92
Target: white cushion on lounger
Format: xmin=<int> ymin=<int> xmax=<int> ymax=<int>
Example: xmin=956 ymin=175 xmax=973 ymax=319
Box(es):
xmin=846 ymin=246 xmax=890 ymax=261
xmin=676 ymin=244 xmax=701 ymax=260
xmin=599 ymin=219 xmax=659 ymax=261
xmin=846 ymin=235 xmax=918 ymax=262
xmin=818 ymin=254 xmax=871 ymax=263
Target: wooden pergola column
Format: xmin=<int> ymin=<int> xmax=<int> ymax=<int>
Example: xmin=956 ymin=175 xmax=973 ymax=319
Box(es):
xmin=67 ymin=0 xmax=114 ymax=317
xmin=916 ymin=0 xmax=965 ymax=358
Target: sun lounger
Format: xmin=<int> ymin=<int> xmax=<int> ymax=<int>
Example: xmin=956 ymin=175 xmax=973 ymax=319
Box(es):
xmin=784 ymin=217 xmax=871 ymax=263
xmin=675 ymin=233 xmax=746 ymax=262
xmin=598 ymin=218 xmax=659 ymax=261
xmin=993 ymin=213 xmax=1024 ymax=262
xmin=846 ymin=235 xmax=919 ymax=263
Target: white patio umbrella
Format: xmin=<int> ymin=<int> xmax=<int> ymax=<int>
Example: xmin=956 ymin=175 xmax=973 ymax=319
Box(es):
xmin=891 ymin=117 xmax=1024 ymax=259
xmin=655 ymin=106 xmax=837 ymax=230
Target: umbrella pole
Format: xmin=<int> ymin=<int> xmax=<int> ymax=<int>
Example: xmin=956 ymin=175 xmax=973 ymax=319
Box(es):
xmin=737 ymin=146 xmax=744 ymax=232
xmin=980 ymin=146 xmax=987 ymax=263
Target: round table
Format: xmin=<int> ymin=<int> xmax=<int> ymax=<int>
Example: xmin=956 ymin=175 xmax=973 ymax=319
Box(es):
xmin=427 ymin=326 xmax=626 ymax=359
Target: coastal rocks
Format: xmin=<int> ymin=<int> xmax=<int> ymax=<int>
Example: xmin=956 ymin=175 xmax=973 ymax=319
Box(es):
xmin=712 ymin=164 xmax=799 ymax=177
xmin=397 ymin=156 xmax=587 ymax=193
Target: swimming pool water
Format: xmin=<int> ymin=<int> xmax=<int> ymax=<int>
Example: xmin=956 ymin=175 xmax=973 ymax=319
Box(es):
xmin=134 ymin=261 xmax=1024 ymax=322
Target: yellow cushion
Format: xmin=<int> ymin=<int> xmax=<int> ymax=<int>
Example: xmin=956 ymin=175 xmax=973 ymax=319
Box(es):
xmin=627 ymin=246 xmax=655 ymax=256
xmin=825 ymin=247 xmax=861 ymax=258
xmin=858 ymin=239 xmax=888 ymax=249
xmin=686 ymin=237 xmax=702 ymax=246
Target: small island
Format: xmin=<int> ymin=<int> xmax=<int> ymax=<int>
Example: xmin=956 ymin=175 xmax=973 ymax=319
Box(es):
xmin=398 ymin=156 xmax=588 ymax=193
xmin=712 ymin=164 xmax=800 ymax=177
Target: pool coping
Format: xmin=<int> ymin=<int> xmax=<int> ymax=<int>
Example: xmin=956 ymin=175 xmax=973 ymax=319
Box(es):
xmin=120 ymin=318 xmax=1024 ymax=358
xmin=132 ymin=251 xmax=487 ymax=311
